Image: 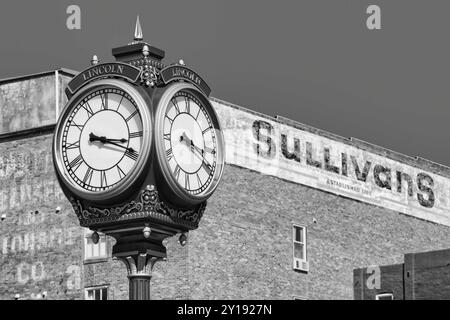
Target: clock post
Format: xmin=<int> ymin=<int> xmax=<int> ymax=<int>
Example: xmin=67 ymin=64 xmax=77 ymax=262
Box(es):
xmin=52 ymin=17 xmax=225 ymax=300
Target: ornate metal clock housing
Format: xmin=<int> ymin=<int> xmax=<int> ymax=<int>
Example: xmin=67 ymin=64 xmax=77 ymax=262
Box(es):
xmin=154 ymin=83 xmax=225 ymax=206
xmin=52 ymin=17 xmax=225 ymax=299
xmin=53 ymin=79 xmax=152 ymax=203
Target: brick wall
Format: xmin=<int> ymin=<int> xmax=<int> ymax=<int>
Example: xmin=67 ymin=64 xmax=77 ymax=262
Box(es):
xmin=0 ymin=135 xmax=84 ymax=300
xmin=2 ymin=134 xmax=450 ymax=300
xmin=404 ymin=250 xmax=450 ymax=299
xmin=182 ymin=164 xmax=450 ymax=299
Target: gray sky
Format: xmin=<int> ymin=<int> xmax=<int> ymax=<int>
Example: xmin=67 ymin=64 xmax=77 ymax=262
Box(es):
xmin=1 ymin=0 xmax=449 ymax=166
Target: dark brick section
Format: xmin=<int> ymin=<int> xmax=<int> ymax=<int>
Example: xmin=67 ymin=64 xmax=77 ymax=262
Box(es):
xmin=354 ymin=264 xmax=404 ymax=300
xmin=354 ymin=248 xmax=450 ymax=299
xmin=404 ymin=249 xmax=450 ymax=300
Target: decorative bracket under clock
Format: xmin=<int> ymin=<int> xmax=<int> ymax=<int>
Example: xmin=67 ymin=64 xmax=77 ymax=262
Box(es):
xmin=69 ymin=185 xmax=206 ymax=230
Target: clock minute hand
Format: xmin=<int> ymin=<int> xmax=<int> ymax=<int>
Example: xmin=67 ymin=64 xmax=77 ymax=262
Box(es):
xmin=105 ymin=140 xmax=136 ymax=153
xmin=180 ymin=132 xmax=204 ymax=156
xmin=192 ymin=143 xmax=204 ymax=157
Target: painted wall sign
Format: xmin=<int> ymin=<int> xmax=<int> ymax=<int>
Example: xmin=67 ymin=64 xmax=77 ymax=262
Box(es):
xmin=0 ymin=135 xmax=83 ymax=299
xmin=211 ymin=99 xmax=450 ymax=227
xmin=160 ymin=65 xmax=211 ymax=96
xmin=0 ymin=73 xmax=72 ymax=136
xmin=66 ymin=63 xmax=141 ymax=97
xmin=0 ymin=75 xmax=56 ymax=135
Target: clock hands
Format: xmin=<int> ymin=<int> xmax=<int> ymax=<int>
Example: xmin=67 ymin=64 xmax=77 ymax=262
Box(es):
xmin=105 ymin=141 xmax=137 ymax=153
xmin=89 ymin=132 xmax=136 ymax=153
xmin=179 ymin=132 xmax=214 ymax=173
xmin=89 ymin=133 xmax=127 ymax=144
xmin=180 ymin=132 xmax=204 ymax=158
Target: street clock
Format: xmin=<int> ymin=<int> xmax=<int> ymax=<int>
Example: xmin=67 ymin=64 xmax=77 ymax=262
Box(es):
xmin=52 ymin=17 xmax=225 ymax=299
xmin=52 ymin=16 xmax=225 ymax=239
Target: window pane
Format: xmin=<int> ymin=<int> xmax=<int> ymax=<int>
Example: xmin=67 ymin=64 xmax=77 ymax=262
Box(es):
xmin=86 ymin=290 xmax=94 ymax=300
xmin=100 ymin=238 xmax=106 ymax=257
xmin=376 ymin=294 xmax=394 ymax=300
xmin=85 ymin=239 xmax=93 ymax=259
xmin=294 ymin=227 xmax=303 ymax=242
xmin=84 ymin=239 xmax=88 ymax=259
xmin=294 ymin=243 xmax=304 ymax=260
xmin=102 ymin=288 xmax=108 ymax=300
xmin=93 ymin=243 xmax=99 ymax=257
xmin=94 ymin=289 xmax=100 ymax=300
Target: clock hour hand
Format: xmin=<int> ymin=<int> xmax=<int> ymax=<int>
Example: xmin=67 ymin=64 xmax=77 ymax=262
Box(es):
xmin=89 ymin=133 xmax=135 ymax=153
xmin=105 ymin=137 xmax=128 ymax=143
xmin=89 ymin=133 xmax=128 ymax=144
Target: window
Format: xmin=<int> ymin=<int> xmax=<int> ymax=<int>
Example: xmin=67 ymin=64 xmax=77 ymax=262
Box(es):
xmin=84 ymin=229 xmax=107 ymax=261
xmin=85 ymin=286 xmax=108 ymax=300
xmin=292 ymin=224 xmax=308 ymax=272
xmin=375 ymin=293 xmax=394 ymax=300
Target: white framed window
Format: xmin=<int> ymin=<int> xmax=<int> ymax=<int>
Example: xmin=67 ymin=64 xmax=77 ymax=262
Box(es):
xmin=375 ymin=293 xmax=394 ymax=300
xmin=84 ymin=229 xmax=107 ymax=261
xmin=85 ymin=286 xmax=108 ymax=300
xmin=292 ymin=224 xmax=309 ymax=272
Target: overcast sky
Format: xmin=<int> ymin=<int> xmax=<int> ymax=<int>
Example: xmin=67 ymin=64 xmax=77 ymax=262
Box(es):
xmin=1 ymin=0 xmax=449 ymax=166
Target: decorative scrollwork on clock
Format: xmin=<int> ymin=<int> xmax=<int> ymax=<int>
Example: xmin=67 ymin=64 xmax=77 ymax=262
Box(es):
xmin=139 ymin=45 xmax=160 ymax=87
xmin=70 ymin=197 xmax=142 ymax=219
xmin=69 ymin=184 xmax=205 ymax=228
xmin=140 ymin=64 xmax=159 ymax=87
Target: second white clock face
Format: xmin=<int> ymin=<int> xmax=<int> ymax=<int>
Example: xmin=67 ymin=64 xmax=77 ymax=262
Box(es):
xmin=61 ymin=87 xmax=144 ymax=192
xmin=162 ymin=91 xmax=218 ymax=195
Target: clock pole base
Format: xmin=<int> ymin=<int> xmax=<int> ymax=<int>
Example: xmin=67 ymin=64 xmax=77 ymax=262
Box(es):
xmin=115 ymin=252 xmax=165 ymax=300
xmin=129 ymin=275 xmax=151 ymax=300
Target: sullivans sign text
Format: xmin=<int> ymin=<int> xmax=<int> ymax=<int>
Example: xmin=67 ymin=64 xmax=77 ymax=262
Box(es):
xmin=211 ymin=99 xmax=450 ymax=227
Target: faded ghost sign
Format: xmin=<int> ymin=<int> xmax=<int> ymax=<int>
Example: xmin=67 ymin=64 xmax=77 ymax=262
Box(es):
xmin=0 ymin=135 xmax=82 ymax=299
xmin=0 ymin=75 xmax=56 ymax=135
xmin=211 ymin=98 xmax=450 ymax=227
xmin=0 ymin=72 xmax=72 ymax=136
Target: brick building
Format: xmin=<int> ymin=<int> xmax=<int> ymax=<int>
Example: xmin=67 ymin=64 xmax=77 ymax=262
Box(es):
xmin=1 ymin=69 xmax=450 ymax=300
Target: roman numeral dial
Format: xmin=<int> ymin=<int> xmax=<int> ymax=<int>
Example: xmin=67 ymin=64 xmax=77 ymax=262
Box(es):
xmin=160 ymin=91 xmax=220 ymax=197
xmin=60 ymin=86 xmax=146 ymax=193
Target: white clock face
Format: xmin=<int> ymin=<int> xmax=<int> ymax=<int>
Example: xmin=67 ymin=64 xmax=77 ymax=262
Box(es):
xmin=60 ymin=87 xmax=144 ymax=192
xmin=162 ymin=91 xmax=218 ymax=195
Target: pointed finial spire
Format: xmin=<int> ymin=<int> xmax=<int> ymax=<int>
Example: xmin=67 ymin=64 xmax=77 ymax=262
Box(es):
xmin=134 ymin=15 xmax=143 ymax=42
